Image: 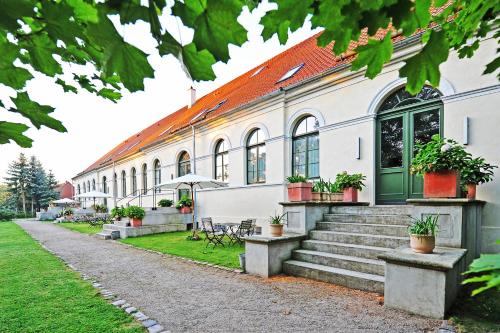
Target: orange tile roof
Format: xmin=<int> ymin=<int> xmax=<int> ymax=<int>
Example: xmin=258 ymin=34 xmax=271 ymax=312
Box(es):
xmin=74 ymin=26 xmax=422 ymax=177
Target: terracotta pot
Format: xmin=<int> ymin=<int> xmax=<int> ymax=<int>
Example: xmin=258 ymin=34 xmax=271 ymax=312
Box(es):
xmin=320 ymin=192 xmax=330 ymax=201
xmin=180 ymin=206 xmax=192 ymax=214
xmin=410 ymin=234 xmax=435 ymax=254
xmin=466 ymin=183 xmax=477 ymax=200
xmin=343 ymin=187 xmax=358 ymax=203
xmin=311 ymin=192 xmax=321 ymax=201
xmin=330 ymin=193 xmax=344 ymax=202
xmin=287 ymin=182 xmax=313 ymax=202
xmin=423 ymin=170 xmax=460 ymax=198
xmin=131 ymin=218 xmax=142 ymax=227
xmin=269 ymin=224 xmax=284 ymax=237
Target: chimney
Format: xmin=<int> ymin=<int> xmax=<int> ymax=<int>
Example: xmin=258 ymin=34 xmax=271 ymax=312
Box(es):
xmin=188 ymin=86 xmax=196 ymax=108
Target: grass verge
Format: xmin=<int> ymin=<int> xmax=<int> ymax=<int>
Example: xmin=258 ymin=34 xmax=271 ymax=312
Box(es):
xmin=121 ymin=231 xmax=244 ymax=268
xmin=0 ymin=222 xmax=143 ymax=333
xmin=58 ymin=222 xmax=103 ymax=235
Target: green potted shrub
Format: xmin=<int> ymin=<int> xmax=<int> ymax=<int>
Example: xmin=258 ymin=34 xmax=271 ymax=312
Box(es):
xmin=158 ymin=199 xmax=173 ymax=208
xmin=334 ymin=172 xmax=366 ymax=203
xmin=285 ymin=175 xmax=312 ymax=202
xmin=110 ymin=206 xmax=126 ymax=221
xmin=176 ymin=195 xmax=192 ymax=214
xmin=327 ymin=180 xmax=343 ymax=202
xmin=269 ymin=213 xmax=286 ymax=237
xmin=408 ymin=215 xmax=439 ymax=254
xmin=411 ymin=135 xmax=469 ymax=198
xmin=461 ymin=157 xmax=497 ymax=200
xmin=125 ymin=206 xmax=145 ymax=227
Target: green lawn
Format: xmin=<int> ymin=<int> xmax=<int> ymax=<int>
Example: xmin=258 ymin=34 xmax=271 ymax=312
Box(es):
xmin=0 ymin=222 xmax=143 ymax=333
xmin=58 ymin=222 xmax=103 ymax=235
xmin=121 ymin=231 xmax=244 ymax=268
xmin=449 ymin=285 xmax=500 ymax=333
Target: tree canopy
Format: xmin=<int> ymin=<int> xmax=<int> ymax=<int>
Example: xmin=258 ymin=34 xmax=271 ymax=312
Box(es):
xmin=0 ymin=0 xmax=498 ymax=148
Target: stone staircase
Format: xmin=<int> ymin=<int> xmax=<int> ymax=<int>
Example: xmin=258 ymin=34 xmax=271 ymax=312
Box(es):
xmin=283 ymin=206 xmax=412 ymax=293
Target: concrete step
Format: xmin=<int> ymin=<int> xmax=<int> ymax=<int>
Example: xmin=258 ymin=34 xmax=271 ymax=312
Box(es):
xmin=323 ymin=213 xmax=411 ymax=225
xmin=301 ymin=240 xmax=391 ymax=260
xmin=96 ymin=229 xmax=120 ymax=240
xmin=316 ymin=221 xmax=408 ymax=237
xmin=330 ymin=205 xmax=413 ymax=215
xmin=292 ymin=249 xmax=385 ymax=275
xmin=96 ymin=232 xmax=111 ymax=240
xmin=283 ymin=260 xmax=384 ymax=293
xmin=309 ymin=230 xmax=408 ymax=248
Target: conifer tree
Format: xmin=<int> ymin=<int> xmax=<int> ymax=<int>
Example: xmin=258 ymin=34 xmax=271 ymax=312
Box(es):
xmin=4 ymin=153 xmax=29 ymax=214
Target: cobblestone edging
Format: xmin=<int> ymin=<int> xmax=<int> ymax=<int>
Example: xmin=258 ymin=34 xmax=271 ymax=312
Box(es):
xmin=39 ymin=243 xmax=169 ymax=333
xmin=112 ymin=239 xmax=245 ymax=274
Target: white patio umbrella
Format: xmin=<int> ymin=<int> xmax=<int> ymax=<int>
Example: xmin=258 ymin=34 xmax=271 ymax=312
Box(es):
xmin=74 ymin=190 xmax=112 ymax=209
xmin=157 ymin=173 xmax=228 ymax=237
xmin=51 ymin=198 xmax=79 ymax=212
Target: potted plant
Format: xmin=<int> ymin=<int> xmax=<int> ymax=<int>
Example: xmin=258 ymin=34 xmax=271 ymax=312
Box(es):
xmin=408 ymin=215 xmax=439 ymax=254
xmin=314 ymin=178 xmax=329 ymax=201
xmin=335 ymin=172 xmax=366 ymax=203
xmin=286 ymin=175 xmax=312 ymax=202
xmin=327 ymin=180 xmax=343 ymax=202
xmin=125 ymin=206 xmax=145 ymax=227
xmin=269 ymin=213 xmax=286 ymax=237
xmin=176 ymin=195 xmax=192 ymax=214
xmin=411 ymin=135 xmax=469 ymax=198
xmin=460 ymin=157 xmax=497 ymax=200
xmin=111 ymin=206 xmax=126 ymax=221
xmin=158 ymin=199 xmax=173 ymax=208
xmin=312 ymin=182 xmax=322 ymax=201
xmin=63 ymin=208 xmax=74 ymax=220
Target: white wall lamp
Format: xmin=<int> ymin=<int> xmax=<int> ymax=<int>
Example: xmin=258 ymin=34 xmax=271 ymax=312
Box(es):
xmin=463 ymin=116 xmax=469 ymax=145
xmin=355 ymin=137 xmax=361 ymax=160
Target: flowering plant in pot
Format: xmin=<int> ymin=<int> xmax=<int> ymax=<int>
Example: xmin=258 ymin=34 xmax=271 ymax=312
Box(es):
xmin=408 ymin=215 xmax=439 ymax=254
xmin=286 ymin=175 xmax=312 ymax=202
xmin=327 ymin=180 xmax=343 ymax=202
xmin=125 ymin=206 xmax=145 ymax=227
xmin=460 ymin=157 xmax=497 ymax=200
xmin=175 ymin=195 xmax=192 ymax=214
xmin=411 ymin=135 xmax=468 ymax=198
xmin=158 ymin=199 xmax=173 ymax=208
xmin=335 ymin=172 xmax=366 ymax=203
xmin=110 ymin=206 xmax=126 ymax=221
xmin=269 ymin=213 xmax=286 ymax=237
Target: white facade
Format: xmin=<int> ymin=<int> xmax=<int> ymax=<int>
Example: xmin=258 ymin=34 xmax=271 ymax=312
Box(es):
xmin=73 ymin=35 xmax=500 ymax=253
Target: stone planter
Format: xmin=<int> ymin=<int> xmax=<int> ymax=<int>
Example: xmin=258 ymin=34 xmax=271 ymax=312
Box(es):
xmin=269 ymin=224 xmax=284 ymax=237
xmin=423 ymin=170 xmax=460 ymax=198
xmin=343 ymin=187 xmax=358 ymax=203
xmin=179 ymin=206 xmax=192 ymax=214
xmin=320 ymin=192 xmax=329 ymax=201
xmin=311 ymin=192 xmax=321 ymax=201
xmin=466 ymin=183 xmax=476 ymax=200
xmin=287 ymin=182 xmax=312 ymax=202
xmin=130 ymin=218 xmax=142 ymax=227
xmin=330 ymin=193 xmax=343 ymax=202
xmin=410 ymin=234 xmax=435 ymax=254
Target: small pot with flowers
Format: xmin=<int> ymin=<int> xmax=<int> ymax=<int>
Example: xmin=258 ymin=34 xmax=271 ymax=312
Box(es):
xmin=411 ymin=135 xmax=468 ymax=198
xmin=408 ymin=215 xmax=439 ymax=254
xmin=269 ymin=212 xmax=286 ymax=237
xmin=286 ymin=175 xmax=312 ymax=202
xmin=334 ymin=172 xmax=366 ymax=203
xmin=176 ymin=195 xmax=192 ymax=214
xmin=460 ymin=157 xmax=497 ymax=200
xmin=125 ymin=206 xmax=146 ymax=227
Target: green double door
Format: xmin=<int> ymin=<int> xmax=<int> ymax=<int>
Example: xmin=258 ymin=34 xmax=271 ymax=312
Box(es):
xmin=376 ymin=103 xmax=442 ymax=204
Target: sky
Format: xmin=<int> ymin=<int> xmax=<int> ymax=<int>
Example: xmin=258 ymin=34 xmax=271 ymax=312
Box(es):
xmin=0 ymin=2 xmax=318 ymax=184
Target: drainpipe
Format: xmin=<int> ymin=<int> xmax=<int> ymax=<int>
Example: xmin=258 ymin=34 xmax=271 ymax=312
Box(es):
xmin=112 ymin=161 xmax=116 ymax=208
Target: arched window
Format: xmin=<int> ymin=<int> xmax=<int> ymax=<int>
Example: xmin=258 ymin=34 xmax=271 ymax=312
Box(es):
xmin=131 ymin=167 xmax=137 ymax=194
xmin=247 ymin=129 xmax=266 ymax=184
xmin=142 ymin=164 xmax=148 ymax=194
xmin=214 ymin=140 xmax=229 ymax=182
xmin=292 ymin=116 xmax=319 ymax=178
xmin=92 ymin=179 xmax=96 ymax=191
xmin=379 ymin=85 xmax=441 ymax=112
xmin=178 ymin=152 xmax=191 ymax=176
xmin=121 ymin=170 xmax=127 ymax=197
xmin=113 ymin=173 xmax=117 ymax=198
xmin=77 ymin=184 xmax=81 ymax=195
xmin=87 ymin=180 xmax=91 ymax=193
xmin=153 ymin=159 xmax=161 ymax=192
xmin=83 ymin=182 xmax=86 ymax=193
xmin=102 ymin=176 xmax=107 ymax=193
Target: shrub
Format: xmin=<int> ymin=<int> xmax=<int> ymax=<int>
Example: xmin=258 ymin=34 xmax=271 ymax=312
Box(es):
xmin=63 ymin=208 xmax=74 ymax=216
xmin=158 ymin=199 xmax=173 ymax=207
xmin=92 ymin=204 xmax=108 ymax=213
xmin=125 ymin=206 xmax=145 ymax=220
xmin=408 ymin=215 xmax=439 ymax=236
xmin=463 ymin=240 xmax=500 ymax=296
xmin=175 ymin=195 xmax=192 ymax=209
xmin=286 ymin=175 xmax=308 ymax=183
xmin=0 ymin=208 xmax=16 ymax=221
xmin=334 ymin=172 xmax=366 ymax=191
xmin=110 ymin=206 xmax=126 ymax=218
xmin=461 ymin=157 xmax=497 ymax=185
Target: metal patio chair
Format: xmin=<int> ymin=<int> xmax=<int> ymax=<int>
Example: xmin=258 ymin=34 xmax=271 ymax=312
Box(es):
xmin=201 ymin=218 xmax=225 ymax=248
xmin=228 ymin=219 xmax=254 ymax=246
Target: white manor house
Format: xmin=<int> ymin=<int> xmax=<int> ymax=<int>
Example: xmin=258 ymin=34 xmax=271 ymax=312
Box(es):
xmin=73 ymin=31 xmax=500 ymax=253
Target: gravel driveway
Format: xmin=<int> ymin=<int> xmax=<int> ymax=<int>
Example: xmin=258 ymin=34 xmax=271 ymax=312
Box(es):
xmin=17 ymin=220 xmax=440 ymax=333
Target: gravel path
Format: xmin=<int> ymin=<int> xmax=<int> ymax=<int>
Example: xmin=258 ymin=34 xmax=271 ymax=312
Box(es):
xmin=17 ymin=220 xmax=440 ymax=333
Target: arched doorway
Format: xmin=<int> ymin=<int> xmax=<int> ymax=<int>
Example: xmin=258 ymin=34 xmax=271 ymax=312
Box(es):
xmin=375 ymin=86 xmax=442 ymax=204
